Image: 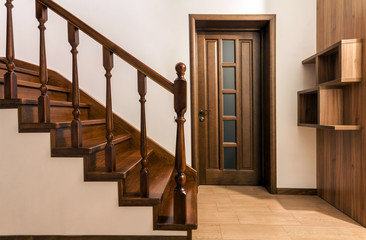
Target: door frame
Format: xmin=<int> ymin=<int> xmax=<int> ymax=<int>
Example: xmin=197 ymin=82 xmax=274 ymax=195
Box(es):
xmin=189 ymin=14 xmax=277 ymax=193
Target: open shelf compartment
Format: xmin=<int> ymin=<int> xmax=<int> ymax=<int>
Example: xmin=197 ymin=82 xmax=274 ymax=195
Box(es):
xmin=302 ymin=39 xmax=362 ymax=87
xmin=298 ymin=87 xmax=361 ymax=131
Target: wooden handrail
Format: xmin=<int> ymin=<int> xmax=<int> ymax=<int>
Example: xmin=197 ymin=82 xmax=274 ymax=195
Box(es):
xmin=38 ymin=0 xmax=174 ymax=94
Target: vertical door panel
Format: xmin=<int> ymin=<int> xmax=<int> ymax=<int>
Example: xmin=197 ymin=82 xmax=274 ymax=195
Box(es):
xmin=206 ymin=40 xmax=220 ymax=169
xmin=240 ymin=40 xmax=253 ymax=170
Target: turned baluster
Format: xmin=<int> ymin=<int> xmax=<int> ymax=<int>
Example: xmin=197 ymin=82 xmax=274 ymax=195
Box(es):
xmin=4 ymin=0 xmax=17 ymax=99
xmin=138 ymin=71 xmax=149 ymax=197
xmin=68 ymin=23 xmax=82 ymax=148
xmin=103 ymin=47 xmax=116 ymax=172
xmin=173 ymin=62 xmax=187 ymax=224
xmin=36 ymin=1 xmax=50 ymax=123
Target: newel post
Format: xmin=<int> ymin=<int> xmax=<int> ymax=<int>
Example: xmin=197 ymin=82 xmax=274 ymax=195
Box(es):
xmin=173 ymin=62 xmax=187 ymax=224
xmin=4 ymin=0 xmax=17 ymax=99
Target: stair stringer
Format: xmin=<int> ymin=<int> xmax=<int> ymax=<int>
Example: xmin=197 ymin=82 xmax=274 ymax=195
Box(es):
xmin=0 ymin=108 xmax=187 ymax=237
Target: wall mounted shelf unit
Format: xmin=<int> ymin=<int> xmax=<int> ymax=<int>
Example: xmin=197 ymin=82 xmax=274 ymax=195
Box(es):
xmin=298 ymin=39 xmax=362 ymax=131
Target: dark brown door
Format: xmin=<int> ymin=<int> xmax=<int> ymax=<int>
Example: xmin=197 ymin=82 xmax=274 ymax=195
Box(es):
xmin=197 ymin=31 xmax=261 ymax=185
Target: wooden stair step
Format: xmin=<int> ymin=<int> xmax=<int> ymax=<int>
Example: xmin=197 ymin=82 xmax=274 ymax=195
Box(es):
xmin=51 ymin=133 xmax=132 ymax=156
xmin=156 ymin=172 xmax=198 ymax=230
xmin=19 ymin=119 xmax=106 ymax=132
xmin=86 ymin=148 xmax=154 ymax=181
xmin=0 ymin=98 xmax=89 ymax=108
xmin=0 ymin=78 xmax=69 ymax=93
xmin=119 ymin=160 xmax=174 ymax=206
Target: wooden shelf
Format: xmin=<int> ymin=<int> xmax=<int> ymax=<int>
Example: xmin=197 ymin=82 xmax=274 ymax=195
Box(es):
xmin=298 ymin=123 xmax=361 ymax=131
xmin=298 ymin=39 xmax=362 ymax=131
xmin=318 ymin=78 xmax=361 ymax=87
xmin=302 ymin=54 xmax=316 ymax=64
xmin=302 ymin=38 xmax=362 ymax=86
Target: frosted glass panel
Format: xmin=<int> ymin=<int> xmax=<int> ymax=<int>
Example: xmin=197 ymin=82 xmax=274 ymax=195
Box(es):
xmin=223 ymin=67 xmax=235 ymax=89
xmin=222 ymin=40 xmax=235 ymax=63
xmin=223 ymin=94 xmax=236 ymax=116
xmin=224 ymin=148 xmax=236 ymax=169
xmin=224 ymin=120 xmax=236 ymax=142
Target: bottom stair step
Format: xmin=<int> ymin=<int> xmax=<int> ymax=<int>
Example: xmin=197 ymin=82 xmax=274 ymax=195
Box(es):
xmin=119 ymin=159 xmax=174 ymax=206
xmin=156 ymin=172 xmax=198 ymax=230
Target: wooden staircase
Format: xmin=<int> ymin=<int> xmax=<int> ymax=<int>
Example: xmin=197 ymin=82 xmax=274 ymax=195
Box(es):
xmin=1 ymin=0 xmax=197 ymax=238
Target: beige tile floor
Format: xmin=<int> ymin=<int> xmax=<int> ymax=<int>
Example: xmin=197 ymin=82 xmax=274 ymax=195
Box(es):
xmin=192 ymin=185 xmax=366 ymax=240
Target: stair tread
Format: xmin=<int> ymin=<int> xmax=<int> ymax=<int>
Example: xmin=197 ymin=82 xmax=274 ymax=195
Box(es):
xmin=0 ymin=77 xmax=69 ymax=93
xmin=20 ymin=119 xmax=106 ymax=129
xmin=0 ymin=98 xmax=89 ymax=108
xmin=156 ymin=173 xmax=198 ymax=230
xmin=87 ymin=148 xmax=154 ymax=180
xmin=120 ymin=160 xmax=174 ymax=205
xmin=52 ymin=133 xmax=132 ymax=155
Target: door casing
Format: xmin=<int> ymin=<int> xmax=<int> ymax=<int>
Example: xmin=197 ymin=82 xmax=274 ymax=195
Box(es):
xmin=189 ymin=14 xmax=277 ymax=193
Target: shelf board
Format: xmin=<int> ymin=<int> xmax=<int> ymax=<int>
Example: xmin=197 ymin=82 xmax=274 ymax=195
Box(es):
xmin=319 ymin=78 xmax=362 ymax=87
xmin=298 ymin=123 xmax=361 ymax=131
xmin=302 ymin=54 xmax=316 ymax=64
xmin=302 ymin=38 xmax=362 ymax=64
xmin=298 ymin=123 xmax=318 ymax=128
xmin=298 ymin=87 xmax=318 ymax=94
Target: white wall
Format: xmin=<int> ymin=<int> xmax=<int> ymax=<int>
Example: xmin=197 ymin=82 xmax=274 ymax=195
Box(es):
xmin=0 ymin=109 xmax=185 ymax=236
xmin=266 ymin=0 xmax=317 ymax=188
xmin=0 ymin=4 xmax=318 ymax=234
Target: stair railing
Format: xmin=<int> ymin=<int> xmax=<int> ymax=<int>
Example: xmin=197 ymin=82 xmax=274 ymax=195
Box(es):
xmin=4 ymin=0 xmax=17 ymax=99
xmin=8 ymin=0 xmax=187 ymax=224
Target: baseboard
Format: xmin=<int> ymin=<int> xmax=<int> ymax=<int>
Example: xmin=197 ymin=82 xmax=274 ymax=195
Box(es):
xmin=0 ymin=236 xmax=187 ymax=240
xmin=276 ymin=188 xmax=317 ymax=195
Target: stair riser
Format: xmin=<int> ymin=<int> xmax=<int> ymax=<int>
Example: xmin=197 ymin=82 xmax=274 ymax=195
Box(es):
xmin=0 ymin=68 xmax=39 ymax=84
xmin=52 ymin=124 xmax=107 ymax=148
xmin=0 ymin=84 xmax=68 ymax=101
xmin=18 ymin=105 xmax=89 ymax=123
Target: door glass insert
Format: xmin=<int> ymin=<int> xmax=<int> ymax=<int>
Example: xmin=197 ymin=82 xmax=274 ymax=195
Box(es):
xmin=223 ymin=94 xmax=236 ymax=116
xmin=222 ymin=40 xmax=235 ymax=63
xmin=224 ymin=147 xmax=236 ymax=169
xmin=224 ymin=120 xmax=236 ymax=142
xmin=223 ymin=67 xmax=236 ymax=89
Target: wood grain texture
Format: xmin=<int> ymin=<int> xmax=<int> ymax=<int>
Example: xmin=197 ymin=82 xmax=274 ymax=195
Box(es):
xmin=316 ymin=0 xmax=365 ymax=227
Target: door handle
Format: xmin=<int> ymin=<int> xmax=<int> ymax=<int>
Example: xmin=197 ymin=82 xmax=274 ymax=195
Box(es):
xmin=199 ymin=109 xmax=210 ymax=116
xmin=199 ymin=109 xmax=210 ymax=122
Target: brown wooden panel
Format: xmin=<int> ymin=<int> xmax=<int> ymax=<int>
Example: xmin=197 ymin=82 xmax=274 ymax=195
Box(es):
xmin=341 ymin=42 xmax=362 ymax=79
xmin=206 ymin=40 xmax=220 ymax=169
xmin=319 ymin=88 xmax=343 ymax=125
xmin=240 ymin=41 xmax=253 ymax=170
xmin=317 ymin=0 xmax=366 ymax=227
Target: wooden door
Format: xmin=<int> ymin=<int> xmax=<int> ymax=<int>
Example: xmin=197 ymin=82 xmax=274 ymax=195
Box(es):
xmin=197 ymin=32 xmax=261 ymax=185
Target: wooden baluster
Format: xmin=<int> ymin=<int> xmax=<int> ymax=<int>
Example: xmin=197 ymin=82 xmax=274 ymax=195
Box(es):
xmin=68 ymin=23 xmax=82 ymax=148
xmin=4 ymin=0 xmax=17 ymax=99
xmin=138 ymin=71 xmax=149 ymax=197
xmin=103 ymin=47 xmax=116 ymax=172
xmin=173 ymin=62 xmax=187 ymax=224
xmin=36 ymin=1 xmax=50 ymax=123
